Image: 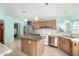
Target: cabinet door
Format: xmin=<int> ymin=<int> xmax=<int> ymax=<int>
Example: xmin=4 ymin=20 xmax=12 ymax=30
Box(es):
xmin=58 ymin=37 xmax=72 ymax=55
xmin=50 ymin=20 xmax=56 ymax=29
xmin=59 ymin=37 xmax=64 ymax=49
xmin=36 ymin=39 xmax=44 ymax=55
xmin=64 ymin=39 xmax=72 ymax=55
xmin=73 ymin=43 xmax=79 ymax=56
xmin=21 ymin=39 xmax=28 ymax=53
xmin=21 ymin=39 xmax=32 ymax=55
xmin=27 ymin=40 xmax=33 ymax=55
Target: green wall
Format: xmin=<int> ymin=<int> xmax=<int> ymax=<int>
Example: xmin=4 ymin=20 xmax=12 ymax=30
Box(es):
xmin=0 ymin=11 xmax=25 ymax=43
xmin=57 ymin=12 xmax=79 ymax=33
xmin=67 ymin=12 xmax=79 ymax=32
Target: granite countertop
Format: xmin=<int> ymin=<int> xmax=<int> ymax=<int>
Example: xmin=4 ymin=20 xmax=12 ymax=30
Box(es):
xmin=21 ymin=35 xmax=42 ymax=41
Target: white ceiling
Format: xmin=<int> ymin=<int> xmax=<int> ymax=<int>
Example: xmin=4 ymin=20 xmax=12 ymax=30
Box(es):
xmin=0 ymin=3 xmax=79 ymax=20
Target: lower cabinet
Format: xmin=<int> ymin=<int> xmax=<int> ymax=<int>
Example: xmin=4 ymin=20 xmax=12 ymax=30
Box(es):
xmin=73 ymin=42 xmax=79 ymax=56
xmin=58 ymin=37 xmax=72 ymax=55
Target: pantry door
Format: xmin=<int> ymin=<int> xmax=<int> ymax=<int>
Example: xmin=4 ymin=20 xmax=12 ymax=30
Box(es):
xmin=0 ymin=20 xmax=4 ymax=43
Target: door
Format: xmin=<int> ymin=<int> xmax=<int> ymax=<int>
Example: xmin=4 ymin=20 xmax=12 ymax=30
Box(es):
xmin=0 ymin=20 xmax=4 ymax=43
xmin=73 ymin=43 xmax=79 ymax=56
xmin=64 ymin=39 xmax=72 ymax=55
xmin=14 ymin=23 xmax=18 ymax=37
xmin=14 ymin=23 xmax=20 ymax=38
xmin=59 ymin=37 xmax=64 ymax=49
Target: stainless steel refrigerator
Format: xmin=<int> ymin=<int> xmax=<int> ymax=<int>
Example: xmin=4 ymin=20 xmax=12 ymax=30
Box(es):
xmin=23 ymin=25 xmax=33 ymax=36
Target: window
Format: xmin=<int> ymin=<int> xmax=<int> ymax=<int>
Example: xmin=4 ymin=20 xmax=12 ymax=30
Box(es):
xmin=58 ymin=23 xmax=66 ymax=32
xmin=72 ymin=20 xmax=79 ymax=34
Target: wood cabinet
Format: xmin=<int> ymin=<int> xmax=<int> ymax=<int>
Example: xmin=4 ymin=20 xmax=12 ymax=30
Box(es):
xmin=32 ymin=20 xmax=56 ymax=29
xmin=51 ymin=20 xmax=56 ymax=29
xmin=73 ymin=42 xmax=79 ymax=56
xmin=58 ymin=37 xmax=72 ymax=55
xmin=21 ymin=36 xmax=44 ymax=56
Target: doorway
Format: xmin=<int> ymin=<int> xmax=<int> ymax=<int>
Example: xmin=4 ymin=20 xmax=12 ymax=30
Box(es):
xmin=0 ymin=20 xmax=4 ymax=43
xmin=14 ymin=23 xmax=20 ymax=39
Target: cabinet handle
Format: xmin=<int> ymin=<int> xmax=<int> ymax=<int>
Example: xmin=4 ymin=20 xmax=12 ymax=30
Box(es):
xmin=74 ymin=43 xmax=76 ymax=46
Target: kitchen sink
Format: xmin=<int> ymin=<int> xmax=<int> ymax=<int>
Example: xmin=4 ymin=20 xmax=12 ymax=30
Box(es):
xmin=63 ymin=35 xmax=76 ymax=38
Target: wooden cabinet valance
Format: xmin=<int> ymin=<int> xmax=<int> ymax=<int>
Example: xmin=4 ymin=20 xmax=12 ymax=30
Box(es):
xmin=32 ymin=20 xmax=56 ymax=29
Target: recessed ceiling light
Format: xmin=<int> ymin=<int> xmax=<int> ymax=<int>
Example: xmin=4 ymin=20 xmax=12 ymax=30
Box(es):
xmin=45 ymin=3 xmax=48 ymax=5
xmin=22 ymin=10 xmax=26 ymax=13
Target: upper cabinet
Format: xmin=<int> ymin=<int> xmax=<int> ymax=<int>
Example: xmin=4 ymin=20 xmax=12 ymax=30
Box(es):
xmin=32 ymin=20 xmax=56 ymax=30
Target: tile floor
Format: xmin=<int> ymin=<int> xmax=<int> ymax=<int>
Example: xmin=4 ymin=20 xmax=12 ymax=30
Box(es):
xmin=5 ymin=38 xmax=68 ymax=56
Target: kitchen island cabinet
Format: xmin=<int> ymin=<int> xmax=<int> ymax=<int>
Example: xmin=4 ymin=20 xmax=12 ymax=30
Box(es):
xmin=21 ymin=35 xmax=44 ymax=56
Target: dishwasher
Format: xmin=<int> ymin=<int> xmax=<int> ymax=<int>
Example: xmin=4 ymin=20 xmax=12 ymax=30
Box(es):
xmin=49 ymin=36 xmax=58 ymax=47
xmin=40 ymin=34 xmax=49 ymax=45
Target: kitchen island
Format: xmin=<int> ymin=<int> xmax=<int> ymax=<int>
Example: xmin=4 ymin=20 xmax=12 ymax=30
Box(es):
xmin=21 ymin=35 xmax=44 ymax=56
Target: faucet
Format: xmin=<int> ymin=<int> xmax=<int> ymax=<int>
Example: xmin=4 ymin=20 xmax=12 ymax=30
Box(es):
xmin=69 ymin=32 xmax=72 ymax=37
